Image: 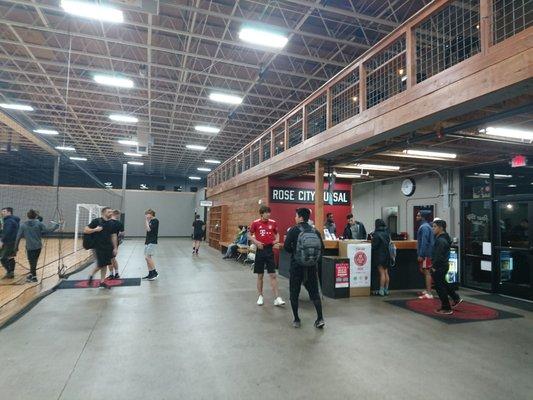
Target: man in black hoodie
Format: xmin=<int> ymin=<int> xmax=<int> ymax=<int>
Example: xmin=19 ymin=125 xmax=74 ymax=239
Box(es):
xmin=1 ymin=207 xmax=21 ymax=279
xmin=431 ymin=219 xmax=462 ymax=314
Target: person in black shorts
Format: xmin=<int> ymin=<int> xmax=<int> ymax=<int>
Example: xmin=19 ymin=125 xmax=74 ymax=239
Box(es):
xmin=107 ymin=209 xmax=124 ymax=279
xmin=143 ymin=209 xmax=159 ymax=280
xmin=192 ymin=214 xmax=205 ymax=256
xmin=84 ymin=207 xmax=118 ymax=289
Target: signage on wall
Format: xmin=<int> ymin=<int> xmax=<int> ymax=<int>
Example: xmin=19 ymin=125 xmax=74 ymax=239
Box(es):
xmin=511 ymin=155 xmax=527 ymax=168
xmin=270 ymin=187 xmax=351 ymax=205
xmin=200 ymin=200 xmax=213 ymax=207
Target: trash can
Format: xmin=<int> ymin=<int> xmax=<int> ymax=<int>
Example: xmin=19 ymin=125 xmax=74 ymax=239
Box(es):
xmin=321 ymin=256 xmax=350 ymax=298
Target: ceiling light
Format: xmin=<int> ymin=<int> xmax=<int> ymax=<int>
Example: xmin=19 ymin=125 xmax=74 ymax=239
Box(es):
xmin=484 ymin=126 xmax=533 ymax=141
xmin=127 ymin=161 xmax=144 ymax=166
xmin=189 ymin=176 xmax=202 ymax=180
xmin=238 ymin=27 xmax=289 ymax=49
xmin=324 ymin=173 xmax=361 ymax=179
xmin=69 ymin=156 xmax=87 ymax=161
xmin=209 ymin=92 xmax=243 ymax=105
xmin=353 ymin=163 xmax=400 ymax=171
xmin=55 ymin=145 xmax=75 ymax=151
xmin=94 ymin=74 xmax=134 ymax=88
xmin=471 ymin=173 xmax=513 ymax=179
xmin=197 ymin=167 xmax=211 ymax=172
xmin=401 ymin=75 xmax=407 ymax=82
xmin=61 ymin=0 xmax=124 ymax=23
xmin=352 ymin=96 xmax=358 ymax=102
xmin=508 ymin=184 xmax=517 ymax=188
xmin=506 ymin=203 xmax=513 ymax=210
xmin=398 ymin=68 xmax=405 ymax=75
xmin=118 ymin=139 xmax=138 ymax=146
xmin=205 ymin=159 xmax=221 ymax=164
xmin=34 ymin=129 xmax=59 ymax=135
xmin=109 ymin=114 xmax=138 ymax=123
xmin=403 ymin=149 xmax=457 ymax=159
xmin=195 ymin=125 xmax=221 ymax=134
xmin=186 ymin=144 xmax=207 ymax=151
xmin=124 ymin=152 xmax=142 ymax=157
xmin=0 ymin=103 xmax=33 ymax=111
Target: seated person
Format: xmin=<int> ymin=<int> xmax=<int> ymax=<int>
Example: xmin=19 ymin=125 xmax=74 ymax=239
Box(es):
xmin=223 ymin=225 xmax=248 ymax=259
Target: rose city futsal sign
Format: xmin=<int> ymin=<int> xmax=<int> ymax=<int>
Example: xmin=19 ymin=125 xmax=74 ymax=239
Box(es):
xmin=270 ymin=187 xmax=351 ymax=205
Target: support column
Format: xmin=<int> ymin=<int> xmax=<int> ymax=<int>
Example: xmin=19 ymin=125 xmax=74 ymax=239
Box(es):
xmin=480 ymin=0 xmax=492 ymax=54
xmin=314 ymin=159 xmax=325 ymax=235
xmin=53 ymin=156 xmax=60 ymax=186
xmin=121 ymin=163 xmax=127 ymax=212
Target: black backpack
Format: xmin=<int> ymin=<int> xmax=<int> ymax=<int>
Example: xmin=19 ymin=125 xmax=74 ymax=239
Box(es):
xmin=82 ymin=218 xmax=102 ymax=250
xmin=294 ymin=225 xmax=322 ymax=267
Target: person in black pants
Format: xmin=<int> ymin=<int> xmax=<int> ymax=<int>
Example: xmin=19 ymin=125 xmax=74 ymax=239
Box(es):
xmin=431 ymin=219 xmax=462 ymax=314
xmin=192 ymin=214 xmax=205 ymax=255
xmin=1 ymin=207 xmax=20 ymax=279
xmin=284 ymin=208 xmax=325 ymax=329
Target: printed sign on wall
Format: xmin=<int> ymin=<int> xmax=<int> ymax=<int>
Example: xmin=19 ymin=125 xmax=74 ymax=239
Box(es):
xmin=347 ymin=243 xmax=371 ymax=288
xmin=270 ymin=187 xmax=351 ymax=205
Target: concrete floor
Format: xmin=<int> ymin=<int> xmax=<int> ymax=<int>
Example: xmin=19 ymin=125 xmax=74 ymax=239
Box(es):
xmin=0 ymin=238 xmax=531 ymax=400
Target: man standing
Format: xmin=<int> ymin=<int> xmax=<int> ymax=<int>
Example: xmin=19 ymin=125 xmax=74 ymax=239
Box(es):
xmin=143 ymin=209 xmax=159 ymax=281
xmin=324 ymin=213 xmax=336 ymax=236
xmin=0 ymin=207 xmax=20 ymax=279
xmin=84 ymin=207 xmax=117 ymax=289
xmin=416 ymin=210 xmax=435 ymax=299
xmin=284 ymin=208 xmax=325 ymax=329
xmin=248 ymin=205 xmax=285 ymax=307
xmin=343 ymin=213 xmax=366 ymax=240
xmin=192 ymin=214 xmax=205 ymax=256
xmin=431 ymin=219 xmax=462 ymax=314
xmin=107 ymin=209 xmax=124 ymax=280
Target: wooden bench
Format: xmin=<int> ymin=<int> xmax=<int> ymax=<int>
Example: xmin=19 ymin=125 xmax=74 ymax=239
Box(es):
xmin=219 ymin=241 xmax=231 ymax=254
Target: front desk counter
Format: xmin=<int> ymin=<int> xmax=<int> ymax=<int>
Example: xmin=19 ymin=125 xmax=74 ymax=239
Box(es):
xmin=279 ymin=240 xmax=424 ymax=292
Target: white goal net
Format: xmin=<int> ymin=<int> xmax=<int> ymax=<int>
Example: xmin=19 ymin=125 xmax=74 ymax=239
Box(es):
xmin=73 ymin=204 xmax=103 ymax=252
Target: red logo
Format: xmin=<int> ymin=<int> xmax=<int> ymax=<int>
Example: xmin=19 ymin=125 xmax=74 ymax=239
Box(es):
xmin=354 ymin=251 xmax=367 ymax=267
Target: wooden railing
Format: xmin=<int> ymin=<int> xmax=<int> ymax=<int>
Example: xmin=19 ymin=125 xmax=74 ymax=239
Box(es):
xmin=207 ymin=0 xmax=530 ymax=189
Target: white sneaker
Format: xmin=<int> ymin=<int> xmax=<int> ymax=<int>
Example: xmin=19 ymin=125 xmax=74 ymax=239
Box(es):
xmin=418 ymin=293 xmax=434 ymax=299
xmin=274 ymin=297 xmax=285 ymax=306
xmin=257 ymin=295 xmax=264 ymax=306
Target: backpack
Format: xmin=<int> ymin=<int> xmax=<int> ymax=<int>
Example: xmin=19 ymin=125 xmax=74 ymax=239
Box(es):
xmin=82 ymin=218 xmax=102 ymax=250
xmin=294 ymin=225 xmax=322 ymax=267
xmin=388 ymin=239 xmax=397 ymax=267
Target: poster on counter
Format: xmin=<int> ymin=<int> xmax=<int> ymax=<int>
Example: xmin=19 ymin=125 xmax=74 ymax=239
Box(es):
xmin=347 ymin=243 xmax=371 ymax=288
xmin=335 ymin=262 xmax=350 ymax=288
xmin=446 ymin=248 xmax=458 ymax=284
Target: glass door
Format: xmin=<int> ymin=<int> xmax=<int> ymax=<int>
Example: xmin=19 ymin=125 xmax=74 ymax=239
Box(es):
xmin=496 ymin=201 xmax=533 ymax=300
xmin=462 ymin=200 xmax=493 ymax=290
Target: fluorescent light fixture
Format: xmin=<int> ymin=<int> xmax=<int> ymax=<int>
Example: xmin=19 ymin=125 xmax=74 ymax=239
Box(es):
xmin=195 ymin=125 xmax=220 ymax=134
xmin=471 ymin=173 xmax=513 ymax=179
xmin=205 ymin=159 xmax=221 ymax=164
xmin=109 ymin=114 xmax=138 ymax=123
xmin=124 ymin=152 xmax=142 ymax=157
xmin=34 ymin=129 xmax=58 ymax=135
xmin=401 ymin=75 xmax=407 ymax=82
xmin=61 ymin=0 xmax=124 ymax=23
xmin=238 ymin=27 xmax=289 ymax=49
xmin=506 ymin=203 xmax=513 ymax=210
xmin=484 ymin=126 xmax=533 ymax=141
xmin=197 ymin=167 xmax=212 ymax=172
xmin=403 ymin=149 xmax=457 ymax=159
xmin=209 ymin=92 xmax=243 ymax=105
xmin=118 ymin=139 xmax=138 ymax=146
xmin=507 ymin=184 xmax=517 ymax=188
xmin=353 ymin=163 xmax=401 ymax=171
xmin=186 ymin=144 xmax=207 ymax=151
xmin=94 ymin=74 xmax=134 ymax=88
xmin=127 ymin=161 xmax=144 ymax=166
xmin=69 ymin=156 xmax=87 ymax=161
xmin=324 ymin=173 xmax=361 ymax=179
xmin=55 ymin=145 xmax=75 ymax=151
xmin=0 ymin=103 xmax=33 ymax=111
xmin=189 ymin=176 xmax=202 ymax=180
xmin=352 ymin=96 xmax=358 ymax=102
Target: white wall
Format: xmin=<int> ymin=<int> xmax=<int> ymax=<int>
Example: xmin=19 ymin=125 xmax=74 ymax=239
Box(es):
xmin=352 ymin=171 xmax=460 ymax=239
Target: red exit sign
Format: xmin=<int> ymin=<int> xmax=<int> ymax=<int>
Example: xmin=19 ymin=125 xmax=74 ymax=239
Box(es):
xmin=511 ymin=155 xmax=527 ymax=168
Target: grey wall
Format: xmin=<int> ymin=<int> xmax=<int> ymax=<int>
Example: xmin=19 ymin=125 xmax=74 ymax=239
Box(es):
xmin=0 ymin=185 xmax=197 ymax=237
xmin=351 ymin=171 xmax=460 ymax=239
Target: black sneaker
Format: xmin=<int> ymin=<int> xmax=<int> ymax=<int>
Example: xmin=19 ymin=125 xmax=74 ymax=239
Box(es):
xmin=452 ymin=298 xmax=463 ymax=309
xmin=114 ymin=273 xmax=120 ymax=279
xmin=106 ymin=274 xmax=114 ymax=280
xmin=99 ymin=281 xmax=111 ymax=290
xmin=292 ymin=320 xmax=301 ymax=328
xmin=142 ymin=271 xmax=153 ymax=280
xmin=26 ymin=274 xmax=35 ymax=283
xmin=147 ymin=271 xmax=158 ymax=281
xmin=314 ymin=319 xmax=325 ymax=329
xmin=435 ymin=308 xmax=453 ymax=315
xmin=87 ymin=275 xmax=94 ymax=287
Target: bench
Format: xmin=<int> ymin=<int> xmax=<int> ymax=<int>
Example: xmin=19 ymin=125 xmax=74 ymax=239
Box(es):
xmin=219 ymin=242 xmax=231 ymax=254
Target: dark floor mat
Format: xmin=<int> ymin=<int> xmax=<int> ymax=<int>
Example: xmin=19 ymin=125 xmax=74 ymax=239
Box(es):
xmin=469 ymin=294 xmax=533 ymax=313
xmin=386 ymin=299 xmax=523 ymax=324
xmin=57 ymin=278 xmax=141 ymax=289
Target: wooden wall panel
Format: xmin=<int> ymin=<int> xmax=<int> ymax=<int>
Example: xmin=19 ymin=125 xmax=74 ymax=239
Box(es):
xmin=207 ymin=177 xmax=269 ymax=244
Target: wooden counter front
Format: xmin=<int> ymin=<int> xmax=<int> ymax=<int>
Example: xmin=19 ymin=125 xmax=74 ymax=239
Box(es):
xmin=322 ymin=240 xmax=417 ymax=250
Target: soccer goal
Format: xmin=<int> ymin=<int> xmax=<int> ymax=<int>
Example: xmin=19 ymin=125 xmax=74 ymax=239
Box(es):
xmin=74 ymin=204 xmax=103 ymax=252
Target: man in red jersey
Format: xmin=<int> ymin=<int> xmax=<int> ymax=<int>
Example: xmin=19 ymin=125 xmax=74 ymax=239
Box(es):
xmin=248 ymin=205 xmax=285 ymax=307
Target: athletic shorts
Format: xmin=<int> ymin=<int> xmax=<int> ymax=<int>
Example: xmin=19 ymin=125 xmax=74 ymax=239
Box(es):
xmin=254 ymin=245 xmax=276 ymax=274
xmin=419 ymin=257 xmax=432 ymax=271
xmin=144 ymin=243 xmax=157 ymax=257
xmin=94 ymin=247 xmax=113 ymax=268
xmin=192 ymin=233 xmax=203 ymax=241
